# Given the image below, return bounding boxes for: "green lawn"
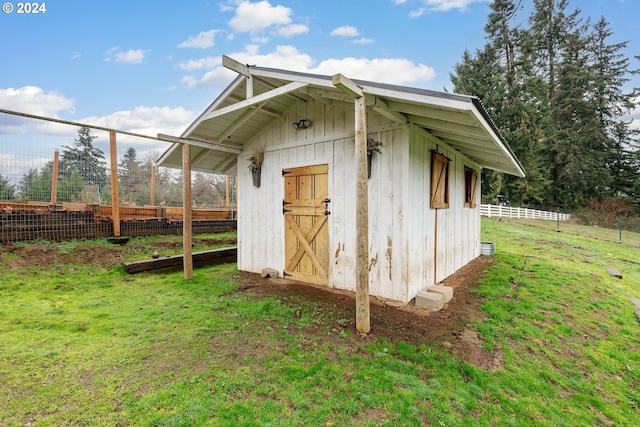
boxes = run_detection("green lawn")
[0,221,639,426]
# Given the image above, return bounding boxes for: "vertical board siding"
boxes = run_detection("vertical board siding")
[238,98,482,303]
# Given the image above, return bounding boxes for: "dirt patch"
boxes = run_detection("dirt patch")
[237,256,502,370]
[0,236,237,269]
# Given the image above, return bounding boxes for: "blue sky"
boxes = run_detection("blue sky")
[1,0,639,164]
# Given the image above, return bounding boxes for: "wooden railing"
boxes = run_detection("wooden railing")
[480,204,570,221]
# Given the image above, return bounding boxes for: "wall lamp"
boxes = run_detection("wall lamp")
[293,119,312,130]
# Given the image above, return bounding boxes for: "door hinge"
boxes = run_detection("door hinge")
[324,210,331,215]
[283,270,292,277]
[282,169,292,176]
[282,199,291,214]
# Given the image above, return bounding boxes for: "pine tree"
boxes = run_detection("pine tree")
[60,127,108,193]
[0,173,15,200]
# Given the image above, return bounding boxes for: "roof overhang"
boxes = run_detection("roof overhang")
[157,56,525,178]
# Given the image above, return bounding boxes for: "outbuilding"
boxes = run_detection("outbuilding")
[158,56,525,307]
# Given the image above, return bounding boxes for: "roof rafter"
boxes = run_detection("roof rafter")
[364,94,408,124]
[157,134,242,154]
[201,81,308,122]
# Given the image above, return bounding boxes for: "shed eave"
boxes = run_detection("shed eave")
[156,58,526,179]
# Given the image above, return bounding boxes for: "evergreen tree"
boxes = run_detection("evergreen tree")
[17,169,39,200]
[451,0,639,209]
[0,173,15,200]
[118,147,145,205]
[60,127,108,195]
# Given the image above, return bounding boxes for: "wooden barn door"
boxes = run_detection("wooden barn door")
[283,164,330,285]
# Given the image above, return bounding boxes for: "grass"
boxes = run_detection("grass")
[0,221,639,426]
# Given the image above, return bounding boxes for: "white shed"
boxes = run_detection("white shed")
[158,56,525,305]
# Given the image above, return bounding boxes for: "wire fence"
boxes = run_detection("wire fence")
[0,109,236,243]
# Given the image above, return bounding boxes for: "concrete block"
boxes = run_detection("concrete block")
[261,268,279,279]
[428,285,453,303]
[415,291,444,311]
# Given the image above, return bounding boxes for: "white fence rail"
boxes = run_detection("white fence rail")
[480,204,570,221]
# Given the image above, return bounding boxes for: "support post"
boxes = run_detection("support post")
[225,175,230,207]
[333,73,370,334]
[355,95,370,334]
[182,143,193,279]
[150,165,156,206]
[109,131,120,237]
[51,150,59,204]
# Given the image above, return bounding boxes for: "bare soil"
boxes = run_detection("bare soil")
[1,242,500,369]
[236,255,502,370]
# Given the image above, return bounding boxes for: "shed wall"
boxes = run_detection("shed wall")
[237,98,481,303]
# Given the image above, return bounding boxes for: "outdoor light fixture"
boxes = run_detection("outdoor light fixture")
[293,119,312,130]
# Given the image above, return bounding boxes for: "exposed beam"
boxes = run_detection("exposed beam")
[306,88,355,105]
[222,55,251,76]
[408,115,489,139]
[364,94,408,124]
[215,154,239,175]
[216,101,266,142]
[386,101,479,127]
[201,81,308,121]
[332,73,364,98]
[253,75,309,104]
[157,134,242,155]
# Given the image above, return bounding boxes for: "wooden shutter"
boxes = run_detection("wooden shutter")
[430,152,450,209]
[464,166,478,208]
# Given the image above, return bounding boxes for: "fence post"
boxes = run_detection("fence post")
[150,165,156,206]
[109,131,120,237]
[619,215,623,244]
[51,150,59,204]
[183,143,193,280]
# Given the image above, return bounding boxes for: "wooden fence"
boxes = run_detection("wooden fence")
[0,200,236,243]
[480,204,570,221]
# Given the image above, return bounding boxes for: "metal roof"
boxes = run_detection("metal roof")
[157,58,525,178]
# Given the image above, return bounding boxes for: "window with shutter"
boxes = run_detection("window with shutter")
[430,151,450,209]
[464,166,478,208]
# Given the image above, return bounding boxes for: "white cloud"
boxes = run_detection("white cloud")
[70,53,82,60]
[627,97,640,131]
[80,106,196,140]
[422,0,488,12]
[178,56,221,71]
[353,37,374,45]
[181,67,237,89]
[311,57,436,85]
[330,25,360,37]
[232,45,314,71]
[180,45,314,88]
[409,7,426,17]
[0,86,75,117]
[278,24,309,37]
[104,48,148,64]
[180,45,436,89]
[228,0,292,33]
[178,30,220,49]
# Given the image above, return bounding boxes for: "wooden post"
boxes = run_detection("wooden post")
[333,73,371,334]
[182,143,193,279]
[150,165,156,206]
[109,131,120,237]
[50,150,59,204]
[354,95,370,334]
